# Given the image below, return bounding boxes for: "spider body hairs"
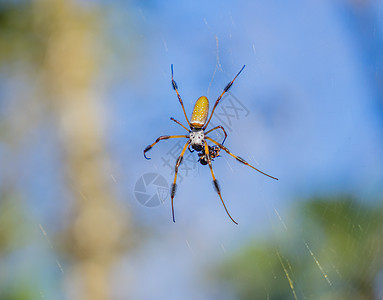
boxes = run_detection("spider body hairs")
[143,65,278,224]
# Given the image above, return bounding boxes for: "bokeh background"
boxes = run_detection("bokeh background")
[1,0,383,299]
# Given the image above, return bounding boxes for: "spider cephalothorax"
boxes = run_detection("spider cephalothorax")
[189,128,204,151]
[144,65,278,224]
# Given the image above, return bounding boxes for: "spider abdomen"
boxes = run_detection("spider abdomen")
[190,96,209,128]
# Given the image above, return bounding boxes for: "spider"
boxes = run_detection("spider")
[144,65,278,224]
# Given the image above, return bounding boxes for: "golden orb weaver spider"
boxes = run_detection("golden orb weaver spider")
[144,65,278,224]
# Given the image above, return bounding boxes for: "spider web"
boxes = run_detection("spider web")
[132,3,383,300]
[128,4,383,299]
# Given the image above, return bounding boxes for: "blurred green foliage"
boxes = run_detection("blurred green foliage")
[218,196,383,300]
[0,1,127,298]
[0,193,30,254]
[0,1,46,66]
[0,2,44,298]
[0,193,40,300]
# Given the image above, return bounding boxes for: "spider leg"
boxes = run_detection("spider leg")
[170,117,190,132]
[143,135,189,159]
[205,136,278,180]
[170,140,191,223]
[187,144,194,153]
[203,65,245,130]
[171,65,192,127]
[205,125,228,145]
[204,141,238,224]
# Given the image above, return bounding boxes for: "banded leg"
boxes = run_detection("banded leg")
[171,65,191,127]
[203,65,245,130]
[204,142,238,224]
[170,117,190,132]
[205,125,228,144]
[143,135,188,159]
[170,140,190,223]
[205,136,278,180]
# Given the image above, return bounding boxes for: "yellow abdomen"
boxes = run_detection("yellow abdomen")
[190,96,209,128]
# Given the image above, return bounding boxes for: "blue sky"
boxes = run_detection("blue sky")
[100,1,383,297]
